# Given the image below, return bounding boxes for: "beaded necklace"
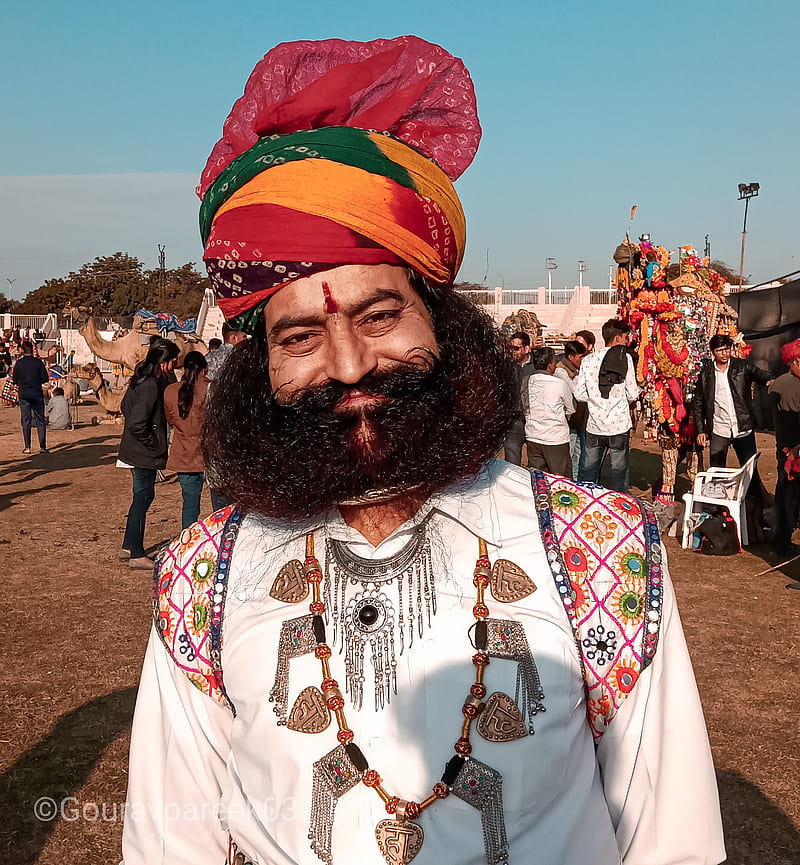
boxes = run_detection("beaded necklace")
[298,532,542,865]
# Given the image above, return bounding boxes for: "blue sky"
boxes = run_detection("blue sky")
[1,0,797,300]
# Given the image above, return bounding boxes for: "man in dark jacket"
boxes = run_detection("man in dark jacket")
[693,334,772,468]
[503,331,534,466]
[768,339,800,558]
[12,340,49,454]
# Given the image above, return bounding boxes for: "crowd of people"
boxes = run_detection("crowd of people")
[505,318,800,560]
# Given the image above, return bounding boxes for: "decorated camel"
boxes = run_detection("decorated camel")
[78,316,206,371]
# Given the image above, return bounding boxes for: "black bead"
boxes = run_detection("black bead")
[345,742,369,772]
[441,755,465,786]
[358,604,379,626]
[474,620,488,650]
[312,615,326,644]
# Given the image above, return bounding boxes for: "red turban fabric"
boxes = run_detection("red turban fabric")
[198,36,480,331]
[781,340,800,365]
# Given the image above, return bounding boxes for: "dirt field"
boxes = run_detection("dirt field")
[1,395,798,865]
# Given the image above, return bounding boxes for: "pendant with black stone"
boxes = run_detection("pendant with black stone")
[342,590,398,711]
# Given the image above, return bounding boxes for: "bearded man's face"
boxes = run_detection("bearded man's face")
[203,265,516,520]
[263,264,439,459]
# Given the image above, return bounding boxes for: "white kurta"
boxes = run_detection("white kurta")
[122,460,725,865]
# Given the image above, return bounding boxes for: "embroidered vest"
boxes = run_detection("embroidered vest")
[153,473,664,738]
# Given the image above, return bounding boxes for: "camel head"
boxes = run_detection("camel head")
[76,362,102,383]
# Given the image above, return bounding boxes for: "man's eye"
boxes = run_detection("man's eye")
[363,310,398,326]
[281,332,317,348]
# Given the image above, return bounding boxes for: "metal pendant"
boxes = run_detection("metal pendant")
[490,559,536,602]
[309,744,364,865]
[477,692,527,742]
[375,819,424,865]
[483,618,546,734]
[450,757,508,865]
[287,686,330,733]
[269,615,317,724]
[270,559,308,603]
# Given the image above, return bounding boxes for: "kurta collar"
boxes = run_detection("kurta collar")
[246,459,518,555]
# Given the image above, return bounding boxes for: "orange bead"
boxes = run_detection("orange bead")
[433,783,450,799]
[363,770,382,788]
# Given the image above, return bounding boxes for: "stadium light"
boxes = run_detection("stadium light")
[737,182,760,291]
[546,257,557,293]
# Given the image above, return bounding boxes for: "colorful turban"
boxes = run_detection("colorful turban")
[198,36,481,331]
[781,339,800,365]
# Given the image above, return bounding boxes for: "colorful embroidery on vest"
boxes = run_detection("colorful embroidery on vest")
[154,505,241,713]
[532,471,663,741]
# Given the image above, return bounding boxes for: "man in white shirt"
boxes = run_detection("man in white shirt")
[524,346,574,477]
[122,38,724,865]
[573,318,641,492]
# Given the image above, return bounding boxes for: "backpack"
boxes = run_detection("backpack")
[695,507,740,555]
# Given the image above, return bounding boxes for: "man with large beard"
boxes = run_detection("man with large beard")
[123,37,724,865]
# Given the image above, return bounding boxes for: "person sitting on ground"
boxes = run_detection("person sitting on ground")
[164,351,209,530]
[524,345,575,477]
[45,386,73,430]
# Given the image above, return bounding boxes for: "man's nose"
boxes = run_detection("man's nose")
[324,322,378,384]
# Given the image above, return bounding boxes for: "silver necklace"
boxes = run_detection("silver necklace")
[324,520,436,711]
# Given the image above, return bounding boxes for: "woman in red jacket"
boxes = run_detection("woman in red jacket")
[164,351,209,530]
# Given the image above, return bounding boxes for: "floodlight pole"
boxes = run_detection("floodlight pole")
[737,183,759,291]
[546,258,557,294]
[738,197,750,291]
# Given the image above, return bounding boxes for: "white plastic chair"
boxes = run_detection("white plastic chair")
[681,452,760,549]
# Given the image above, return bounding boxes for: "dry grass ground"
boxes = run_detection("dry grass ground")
[0,397,797,864]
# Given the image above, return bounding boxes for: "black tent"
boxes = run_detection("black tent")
[727,278,800,429]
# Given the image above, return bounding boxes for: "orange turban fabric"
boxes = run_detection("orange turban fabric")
[198,36,480,331]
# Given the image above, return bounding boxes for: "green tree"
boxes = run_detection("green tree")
[17,253,211,320]
[142,263,211,320]
[0,293,20,314]
[19,253,147,314]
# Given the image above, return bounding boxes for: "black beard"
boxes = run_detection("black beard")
[203,288,517,521]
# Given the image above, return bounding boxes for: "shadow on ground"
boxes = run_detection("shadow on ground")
[0,687,137,865]
[719,769,800,864]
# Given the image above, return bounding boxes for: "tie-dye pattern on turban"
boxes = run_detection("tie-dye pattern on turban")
[198,36,481,332]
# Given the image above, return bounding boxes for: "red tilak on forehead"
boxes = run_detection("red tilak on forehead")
[322,281,339,314]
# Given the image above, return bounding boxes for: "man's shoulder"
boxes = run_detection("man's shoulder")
[153,506,238,709]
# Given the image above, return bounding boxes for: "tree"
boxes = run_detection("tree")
[0,293,20,314]
[17,254,211,319]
